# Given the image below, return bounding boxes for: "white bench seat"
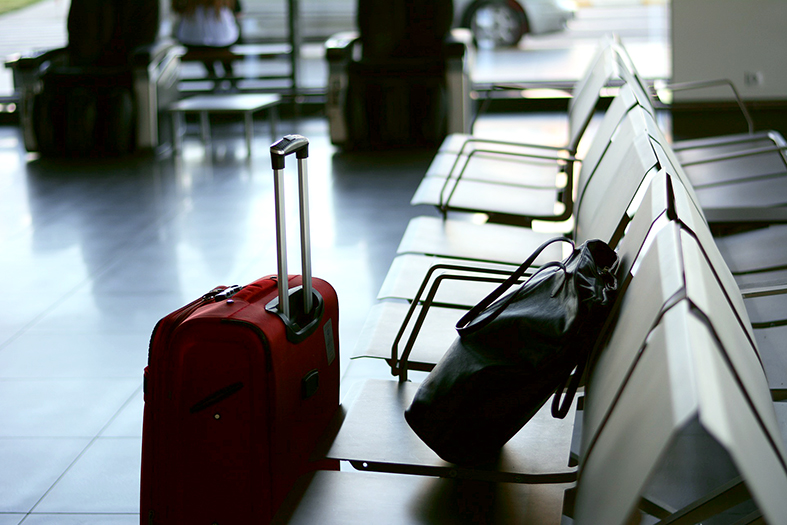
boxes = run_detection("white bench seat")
[169,93,281,157]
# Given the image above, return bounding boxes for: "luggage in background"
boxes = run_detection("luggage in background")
[330,0,456,149]
[33,71,135,157]
[140,134,340,524]
[23,0,159,157]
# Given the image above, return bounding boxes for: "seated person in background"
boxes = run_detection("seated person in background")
[172,0,242,88]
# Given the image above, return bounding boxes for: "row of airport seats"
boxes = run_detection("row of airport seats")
[272,36,787,524]
[410,34,787,228]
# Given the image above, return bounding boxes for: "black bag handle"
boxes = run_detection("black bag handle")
[456,237,573,335]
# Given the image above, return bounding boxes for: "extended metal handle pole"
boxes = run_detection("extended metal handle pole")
[273,166,290,320]
[297,156,313,314]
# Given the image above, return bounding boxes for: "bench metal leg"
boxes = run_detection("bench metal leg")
[269,105,278,140]
[244,111,254,158]
[200,111,210,146]
[171,111,183,155]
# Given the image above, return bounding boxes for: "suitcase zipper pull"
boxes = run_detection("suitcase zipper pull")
[214,285,243,302]
[202,287,226,302]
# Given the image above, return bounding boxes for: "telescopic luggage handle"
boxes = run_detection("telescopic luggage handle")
[268,134,323,343]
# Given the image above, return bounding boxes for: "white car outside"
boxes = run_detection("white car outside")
[240,0,575,48]
[456,0,576,48]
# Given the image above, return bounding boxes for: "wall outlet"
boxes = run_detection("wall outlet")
[744,71,765,87]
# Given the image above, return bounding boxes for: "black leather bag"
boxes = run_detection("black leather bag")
[404,238,619,466]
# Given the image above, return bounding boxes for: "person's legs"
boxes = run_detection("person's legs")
[186,45,236,90]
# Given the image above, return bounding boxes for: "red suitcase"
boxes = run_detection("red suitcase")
[140,135,340,524]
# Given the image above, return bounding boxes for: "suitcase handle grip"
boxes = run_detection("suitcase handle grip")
[270,134,309,169]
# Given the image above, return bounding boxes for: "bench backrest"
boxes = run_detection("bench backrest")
[567,35,659,156]
[640,109,762,344]
[566,35,622,152]
[578,294,787,524]
[612,43,656,115]
[573,101,658,247]
[575,165,787,524]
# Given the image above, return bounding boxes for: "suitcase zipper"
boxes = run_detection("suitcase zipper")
[146,286,241,390]
[148,288,223,353]
[150,285,241,345]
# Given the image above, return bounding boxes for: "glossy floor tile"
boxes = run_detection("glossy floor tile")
[101,389,144,439]
[0,379,141,438]
[34,438,142,514]
[17,516,138,525]
[0,438,90,513]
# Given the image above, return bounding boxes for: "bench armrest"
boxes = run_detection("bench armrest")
[5,47,67,72]
[326,29,468,62]
[130,38,184,68]
[444,28,471,59]
[654,78,754,135]
[740,283,787,299]
[325,31,360,62]
[394,264,528,381]
[703,206,787,226]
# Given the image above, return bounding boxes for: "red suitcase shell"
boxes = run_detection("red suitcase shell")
[140,135,339,524]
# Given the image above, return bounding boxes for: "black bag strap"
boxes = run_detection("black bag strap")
[456,237,573,335]
[551,353,587,418]
[552,258,622,419]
